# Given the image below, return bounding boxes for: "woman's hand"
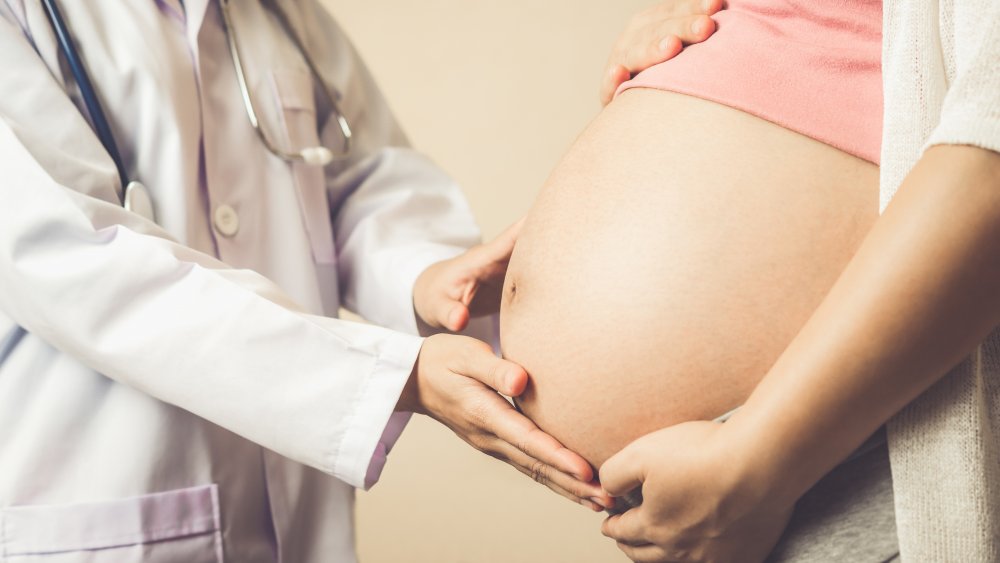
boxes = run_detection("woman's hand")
[601,0,724,105]
[413,219,524,333]
[599,421,794,562]
[397,333,613,511]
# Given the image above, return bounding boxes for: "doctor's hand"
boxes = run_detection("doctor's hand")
[413,219,524,333]
[397,333,612,511]
[599,421,794,563]
[601,0,723,105]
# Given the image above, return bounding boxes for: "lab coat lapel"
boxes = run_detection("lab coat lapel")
[21,0,64,84]
[183,0,211,53]
[0,0,27,30]
[154,0,186,23]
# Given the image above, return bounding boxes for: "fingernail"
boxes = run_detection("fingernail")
[448,308,463,329]
[503,372,516,394]
[692,18,704,34]
[658,37,673,53]
[589,496,609,509]
[580,498,601,512]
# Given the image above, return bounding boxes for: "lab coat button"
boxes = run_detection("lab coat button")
[213,204,240,237]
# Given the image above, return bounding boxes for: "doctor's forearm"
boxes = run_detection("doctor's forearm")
[724,144,1000,504]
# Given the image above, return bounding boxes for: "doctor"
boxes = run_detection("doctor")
[0,0,624,561]
[0,0,722,559]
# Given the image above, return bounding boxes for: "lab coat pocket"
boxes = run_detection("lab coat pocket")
[0,484,223,563]
[270,67,336,267]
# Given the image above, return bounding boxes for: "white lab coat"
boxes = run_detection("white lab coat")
[0,1,489,561]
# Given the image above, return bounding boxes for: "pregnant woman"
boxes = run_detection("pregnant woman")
[503,0,879,480]
[500,0,889,559]
[504,0,1000,560]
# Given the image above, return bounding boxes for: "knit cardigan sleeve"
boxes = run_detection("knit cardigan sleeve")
[926,2,1000,154]
[882,3,1000,562]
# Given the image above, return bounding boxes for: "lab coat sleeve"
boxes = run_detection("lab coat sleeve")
[0,17,416,490]
[297,3,498,343]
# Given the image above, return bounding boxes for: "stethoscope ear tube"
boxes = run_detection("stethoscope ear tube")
[41,0,131,205]
[39,0,346,223]
[222,0,352,164]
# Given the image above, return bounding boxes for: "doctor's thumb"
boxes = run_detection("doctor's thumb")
[459,347,528,397]
[445,303,471,332]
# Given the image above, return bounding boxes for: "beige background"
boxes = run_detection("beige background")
[324,1,655,562]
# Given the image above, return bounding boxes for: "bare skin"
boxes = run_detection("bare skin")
[599,143,1000,563]
[500,87,878,468]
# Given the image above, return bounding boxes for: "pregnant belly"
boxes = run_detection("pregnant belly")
[500,88,878,468]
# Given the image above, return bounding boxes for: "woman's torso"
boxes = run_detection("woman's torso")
[501,88,879,467]
[501,0,884,468]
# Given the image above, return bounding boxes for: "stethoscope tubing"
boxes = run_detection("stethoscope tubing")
[39,0,352,219]
[40,0,129,204]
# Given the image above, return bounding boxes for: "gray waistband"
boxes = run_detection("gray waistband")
[714,407,739,423]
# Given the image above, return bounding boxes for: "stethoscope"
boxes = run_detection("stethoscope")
[39,0,353,223]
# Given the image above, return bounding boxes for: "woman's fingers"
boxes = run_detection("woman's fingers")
[601,0,724,105]
[615,541,670,563]
[623,34,683,79]
[661,0,724,18]
[672,14,717,44]
[601,511,649,544]
[600,64,634,105]
[605,511,673,562]
[621,14,715,74]
[599,444,646,497]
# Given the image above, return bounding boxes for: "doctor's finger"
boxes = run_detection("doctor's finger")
[505,456,602,510]
[480,217,525,262]
[491,438,609,506]
[454,345,528,396]
[483,402,595,482]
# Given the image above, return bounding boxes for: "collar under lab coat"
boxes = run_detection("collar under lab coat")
[0,1,490,561]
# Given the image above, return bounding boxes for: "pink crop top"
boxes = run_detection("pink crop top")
[620,0,882,164]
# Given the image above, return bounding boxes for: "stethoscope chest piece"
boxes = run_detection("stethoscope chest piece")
[124,181,156,222]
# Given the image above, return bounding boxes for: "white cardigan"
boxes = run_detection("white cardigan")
[881,0,1000,560]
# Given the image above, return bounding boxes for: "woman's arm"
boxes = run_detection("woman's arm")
[599,144,1000,562]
